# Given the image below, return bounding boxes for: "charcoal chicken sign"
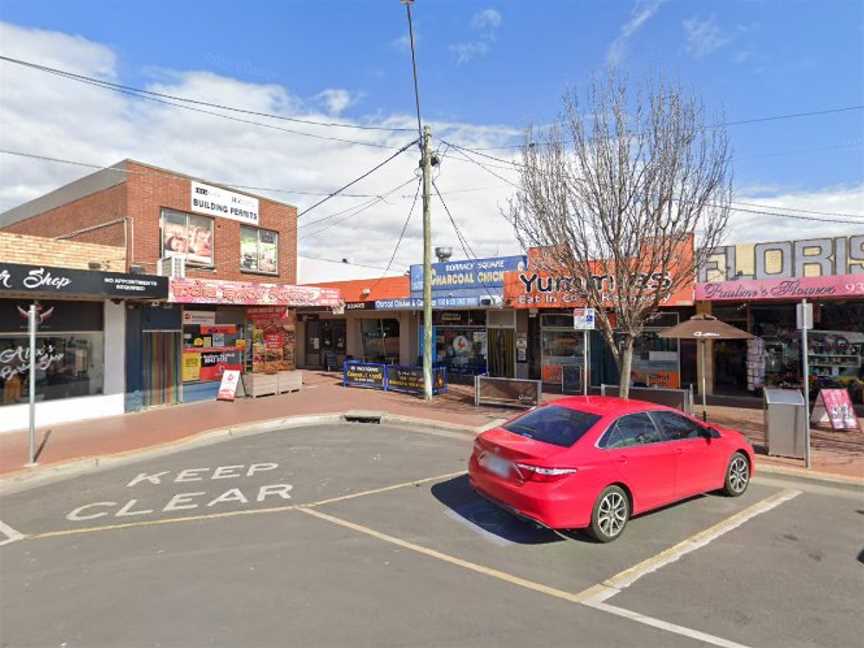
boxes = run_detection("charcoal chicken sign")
[0,262,168,300]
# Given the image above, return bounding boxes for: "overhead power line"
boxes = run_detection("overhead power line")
[0,58,410,150]
[299,177,419,240]
[296,139,418,217]
[367,178,423,295]
[0,54,413,133]
[447,105,864,151]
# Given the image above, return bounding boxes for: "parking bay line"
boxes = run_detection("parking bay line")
[300,490,801,648]
[10,471,467,543]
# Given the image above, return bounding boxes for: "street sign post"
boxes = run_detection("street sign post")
[573,308,595,396]
[797,299,812,468]
[27,303,37,465]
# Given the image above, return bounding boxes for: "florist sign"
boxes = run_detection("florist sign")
[169,278,342,308]
[696,274,864,301]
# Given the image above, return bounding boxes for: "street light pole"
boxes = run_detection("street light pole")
[421,124,433,400]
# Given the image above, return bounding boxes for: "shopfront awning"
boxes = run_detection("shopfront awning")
[168,277,343,308]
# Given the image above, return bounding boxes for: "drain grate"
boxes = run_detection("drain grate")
[343,410,383,424]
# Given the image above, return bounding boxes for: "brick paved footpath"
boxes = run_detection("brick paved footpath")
[1,370,861,481]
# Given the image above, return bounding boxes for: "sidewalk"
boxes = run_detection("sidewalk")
[1,370,862,481]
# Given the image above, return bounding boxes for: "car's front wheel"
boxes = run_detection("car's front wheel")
[722,452,750,497]
[587,485,630,543]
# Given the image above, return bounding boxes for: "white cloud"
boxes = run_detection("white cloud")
[450,8,502,65]
[314,89,358,116]
[606,0,668,67]
[683,15,733,59]
[727,184,864,243]
[449,41,491,65]
[472,8,502,31]
[0,21,523,284]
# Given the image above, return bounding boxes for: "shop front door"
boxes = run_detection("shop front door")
[488,328,515,378]
[304,320,322,369]
[142,332,181,408]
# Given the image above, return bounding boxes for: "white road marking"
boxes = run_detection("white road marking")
[0,519,25,546]
[585,601,754,648]
[583,488,802,604]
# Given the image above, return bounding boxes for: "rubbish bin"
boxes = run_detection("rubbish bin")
[763,388,807,459]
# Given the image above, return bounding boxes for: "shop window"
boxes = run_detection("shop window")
[240,226,279,275]
[1,333,105,406]
[161,209,214,266]
[541,313,573,328]
[361,319,400,363]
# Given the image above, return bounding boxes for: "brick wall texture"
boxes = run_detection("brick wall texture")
[1,160,298,284]
[0,232,126,271]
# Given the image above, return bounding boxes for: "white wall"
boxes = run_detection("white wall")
[0,300,126,434]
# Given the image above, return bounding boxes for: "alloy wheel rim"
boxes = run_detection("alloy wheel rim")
[597,492,627,537]
[729,456,749,493]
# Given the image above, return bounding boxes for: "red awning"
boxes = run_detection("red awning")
[168,277,342,308]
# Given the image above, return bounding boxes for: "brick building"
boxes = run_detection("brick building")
[0,159,297,283]
[1,162,340,424]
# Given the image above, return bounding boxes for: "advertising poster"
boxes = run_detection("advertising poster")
[811,389,860,430]
[259,230,278,274]
[199,350,242,382]
[162,211,214,266]
[182,352,201,381]
[387,366,424,394]
[217,370,242,401]
[343,362,386,388]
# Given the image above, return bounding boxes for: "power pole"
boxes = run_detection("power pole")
[421,124,434,400]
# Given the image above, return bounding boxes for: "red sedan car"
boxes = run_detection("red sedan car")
[469,396,754,542]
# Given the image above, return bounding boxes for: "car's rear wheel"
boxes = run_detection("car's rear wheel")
[587,485,630,543]
[722,452,750,497]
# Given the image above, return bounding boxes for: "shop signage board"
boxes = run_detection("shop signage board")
[182,310,216,326]
[344,301,376,311]
[573,308,596,330]
[0,300,103,332]
[0,262,168,300]
[169,278,342,308]
[343,362,387,389]
[342,361,447,395]
[504,270,694,308]
[409,255,526,294]
[696,274,864,302]
[375,296,493,310]
[190,181,259,226]
[699,235,864,282]
[811,389,860,431]
[217,370,242,401]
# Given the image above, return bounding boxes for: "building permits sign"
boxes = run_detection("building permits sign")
[191,181,259,226]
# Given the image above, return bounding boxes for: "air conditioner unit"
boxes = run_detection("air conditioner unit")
[157,255,186,278]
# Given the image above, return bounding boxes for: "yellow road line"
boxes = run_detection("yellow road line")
[302,470,466,508]
[15,470,466,542]
[297,506,597,604]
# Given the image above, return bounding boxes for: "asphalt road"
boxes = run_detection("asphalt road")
[0,422,861,648]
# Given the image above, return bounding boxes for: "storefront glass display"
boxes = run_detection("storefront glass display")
[540,313,584,385]
[0,300,105,406]
[182,309,244,386]
[436,327,487,376]
[161,208,214,266]
[361,319,400,363]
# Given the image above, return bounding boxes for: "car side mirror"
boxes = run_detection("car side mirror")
[700,426,720,439]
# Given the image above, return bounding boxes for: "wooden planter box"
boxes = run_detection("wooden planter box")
[277,370,302,394]
[246,373,278,398]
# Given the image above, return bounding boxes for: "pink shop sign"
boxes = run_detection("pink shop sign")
[696,274,864,301]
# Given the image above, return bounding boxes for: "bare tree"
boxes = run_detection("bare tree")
[507,73,732,398]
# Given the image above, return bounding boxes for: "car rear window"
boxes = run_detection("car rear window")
[503,405,602,448]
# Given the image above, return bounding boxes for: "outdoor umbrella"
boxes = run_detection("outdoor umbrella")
[658,314,753,420]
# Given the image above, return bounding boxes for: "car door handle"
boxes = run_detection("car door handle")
[674,447,684,454]
[617,456,628,464]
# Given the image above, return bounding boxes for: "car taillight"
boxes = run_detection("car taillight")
[514,463,578,483]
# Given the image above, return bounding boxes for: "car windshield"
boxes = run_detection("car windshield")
[503,405,601,447]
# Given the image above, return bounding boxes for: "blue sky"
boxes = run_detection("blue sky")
[1,1,862,279]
